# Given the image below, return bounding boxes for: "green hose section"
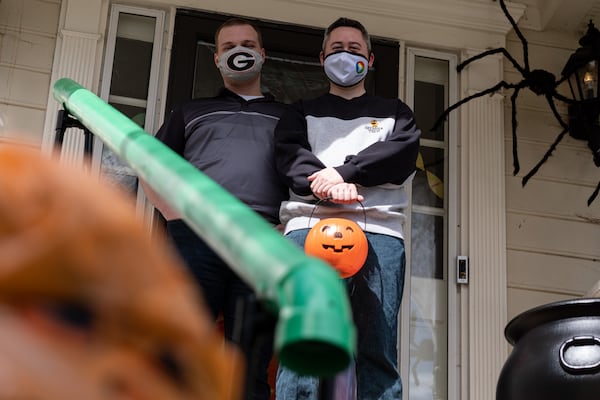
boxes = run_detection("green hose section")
[52,78,355,377]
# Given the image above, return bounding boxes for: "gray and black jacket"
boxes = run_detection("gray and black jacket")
[156,88,289,225]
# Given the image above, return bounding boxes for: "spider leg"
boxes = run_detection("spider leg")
[521,95,570,186]
[546,94,570,130]
[431,81,520,131]
[499,0,530,72]
[555,74,569,87]
[551,75,579,106]
[588,181,600,206]
[510,89,521,175]
[458,48,526,76]
[521,126,569,186]
[551,90,576,105]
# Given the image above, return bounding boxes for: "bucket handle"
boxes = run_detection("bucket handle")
[307,197,367,229]
[559,336,600,374]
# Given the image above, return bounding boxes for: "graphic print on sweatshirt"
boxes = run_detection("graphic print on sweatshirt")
[305,116,395,166]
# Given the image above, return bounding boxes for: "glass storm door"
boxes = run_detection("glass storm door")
[402,48,459,400]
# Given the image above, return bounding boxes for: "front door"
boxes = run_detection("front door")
[164,10,399,109]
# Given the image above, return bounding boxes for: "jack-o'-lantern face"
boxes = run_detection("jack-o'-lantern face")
[304,218,368,278]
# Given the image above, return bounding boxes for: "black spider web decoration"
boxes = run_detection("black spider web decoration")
[431,0,600,206]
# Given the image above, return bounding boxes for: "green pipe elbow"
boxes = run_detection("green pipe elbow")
[275,260,355,377]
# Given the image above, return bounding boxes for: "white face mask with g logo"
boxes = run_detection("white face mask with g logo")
[323,51,369,87]
[217,46,264,82]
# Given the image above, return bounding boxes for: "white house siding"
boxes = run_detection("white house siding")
[0,0,60,146]
[503,27,600,321]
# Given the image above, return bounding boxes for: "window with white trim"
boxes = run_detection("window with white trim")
[94,5,164,205]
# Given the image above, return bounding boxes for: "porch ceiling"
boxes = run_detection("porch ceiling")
[513,0,600,34]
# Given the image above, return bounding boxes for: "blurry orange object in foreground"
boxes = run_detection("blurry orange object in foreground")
[304,218,368,279]
[0,145,243,400]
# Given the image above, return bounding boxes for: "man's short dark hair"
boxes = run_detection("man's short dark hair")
[323,17,371,53]
[214,18,263,48]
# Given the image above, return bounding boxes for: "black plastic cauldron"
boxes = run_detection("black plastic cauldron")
[497,298,600,400]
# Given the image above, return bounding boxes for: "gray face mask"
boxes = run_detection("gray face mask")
[217,46,263,82]
[323,51,369,87]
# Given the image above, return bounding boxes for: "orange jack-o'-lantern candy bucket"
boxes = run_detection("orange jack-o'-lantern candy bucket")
[304,215,368,279]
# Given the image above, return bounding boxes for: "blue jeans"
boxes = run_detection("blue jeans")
[276,229,405,400]
[166,219,273,400]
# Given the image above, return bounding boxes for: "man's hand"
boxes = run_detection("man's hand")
[326,182,364,204]
[140,180,181,220]
[308,167,344,199]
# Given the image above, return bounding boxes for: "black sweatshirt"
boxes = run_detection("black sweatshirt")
[275,92,420,238]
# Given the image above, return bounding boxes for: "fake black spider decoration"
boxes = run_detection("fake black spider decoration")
[432,0,600,206]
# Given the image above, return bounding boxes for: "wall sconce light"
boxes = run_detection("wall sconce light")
[562,22,600,168]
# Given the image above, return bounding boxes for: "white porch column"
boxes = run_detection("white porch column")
[41,0,108,166]
[460,52,508,400]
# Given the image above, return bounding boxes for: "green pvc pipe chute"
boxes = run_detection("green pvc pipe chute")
[52,77,355,377]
